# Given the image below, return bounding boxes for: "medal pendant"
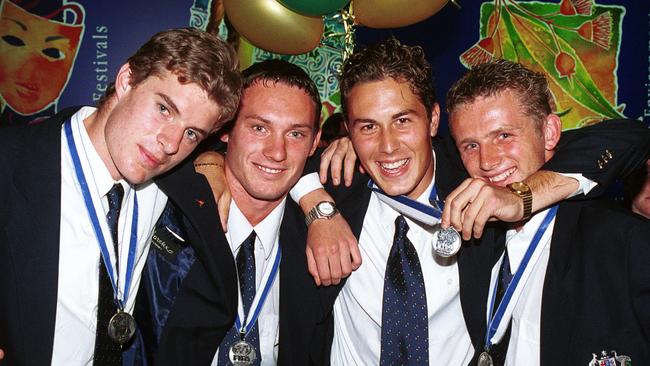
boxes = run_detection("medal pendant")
[432,225,461,257]
[477,351,494,366]
[229,340,257,366]
[107,310,136,344]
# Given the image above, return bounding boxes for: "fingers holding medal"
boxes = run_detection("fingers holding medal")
[442,178,514,241]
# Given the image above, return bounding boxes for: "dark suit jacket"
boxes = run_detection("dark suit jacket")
[0,108,236,366]
[461,200,650,365]
[0,107,73,366]
[137,178,332,365]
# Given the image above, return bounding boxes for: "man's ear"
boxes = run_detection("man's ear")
[309,128,323,156]
[220,133,230,144]
[114,63,133,99]
[429,103,441,137]
[343,116,350,135]
[542,113,562,151]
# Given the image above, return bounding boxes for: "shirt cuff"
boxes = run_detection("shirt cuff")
[289,172,323,203]
[561,173,597,198]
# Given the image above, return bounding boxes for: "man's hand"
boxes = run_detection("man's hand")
[441,178,524,240]
[319,137,364,187]
[299,188,361,286]
[194,151,231,232]
[442,171,580,240]
[0,348,4,360]
[306,214,361,286]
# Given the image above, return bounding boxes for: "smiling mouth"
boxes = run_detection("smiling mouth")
[378,158,409,173]
[487,167,516,184]
[255,163,283,174]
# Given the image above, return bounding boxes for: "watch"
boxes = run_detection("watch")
[507,181,533,221]
[304,201,339,226]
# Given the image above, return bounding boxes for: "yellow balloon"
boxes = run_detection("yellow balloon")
[354,0,448,28]
[224,0,324,55]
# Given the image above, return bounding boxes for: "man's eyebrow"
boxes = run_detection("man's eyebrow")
[191,126,209,138]
[350,117,376,126]
[4,17,27,31]
[243,113,272,125]
[391,109,417,120]
[156,93,180,115]
[45,35,66,42]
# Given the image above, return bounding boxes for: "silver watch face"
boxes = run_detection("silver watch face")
[318,202,335,215]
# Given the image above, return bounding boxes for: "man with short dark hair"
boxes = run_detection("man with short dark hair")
[0,28,242,365]
[447,59,650,365]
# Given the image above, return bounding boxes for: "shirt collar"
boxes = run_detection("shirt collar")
[70,106,131,200]
[227,198,286,260]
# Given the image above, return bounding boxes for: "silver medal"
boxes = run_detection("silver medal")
[107,310,136,344]
[432,224,461,257]
[229,340,257,366]
[477,351,494,366]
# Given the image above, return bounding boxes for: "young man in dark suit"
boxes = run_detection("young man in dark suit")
[447,59,650,365]
[0,28,242,365]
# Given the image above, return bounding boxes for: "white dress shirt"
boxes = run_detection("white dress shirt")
[212,198,285,366]
[52,107,168,365]
[486,208,557,366]
[330,178,474,366]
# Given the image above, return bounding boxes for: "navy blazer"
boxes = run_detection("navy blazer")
[462,200,650,365]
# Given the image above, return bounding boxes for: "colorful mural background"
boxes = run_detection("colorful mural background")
[0,0,647,134]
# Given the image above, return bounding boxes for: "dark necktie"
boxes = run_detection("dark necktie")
[380,216,429,365]
[218,231,261,365]
[94,183,124,365]
[490,248,513,366]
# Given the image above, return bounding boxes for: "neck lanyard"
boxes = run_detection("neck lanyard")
[484,205,558,349]
[367,179,443,225]
[234,239,282,338]
[64,121,139,309]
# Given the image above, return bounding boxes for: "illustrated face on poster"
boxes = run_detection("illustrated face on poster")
[0,1,84,115]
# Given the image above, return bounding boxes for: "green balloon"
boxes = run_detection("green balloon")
[278,0,349,16]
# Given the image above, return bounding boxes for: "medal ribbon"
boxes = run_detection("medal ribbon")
[234,241,282,337]
[64,121,139,310]
[367,179,443,226]
[483,205,558,349]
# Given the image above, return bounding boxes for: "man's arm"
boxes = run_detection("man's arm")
[297,187,360,286]
[320,120,650,240]
[544,119,650,197]
[441,171,579,239]
[193,151,229,231]
[443,119,650,238]
[195,149,361,286]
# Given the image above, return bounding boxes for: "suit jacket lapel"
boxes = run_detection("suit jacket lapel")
[540,203,576,365]
[458,224,507,353]
[155,158,238,311]
[277,200,326,365]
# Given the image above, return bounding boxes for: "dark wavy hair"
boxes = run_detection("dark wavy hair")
[446,59,554,130]
[339,37,437,120]
[99,28,242,129]
[240,59,321,129]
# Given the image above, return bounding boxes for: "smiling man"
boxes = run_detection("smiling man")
[134,60,336,366]
[0,28,241,365]
[447,59,650,365]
